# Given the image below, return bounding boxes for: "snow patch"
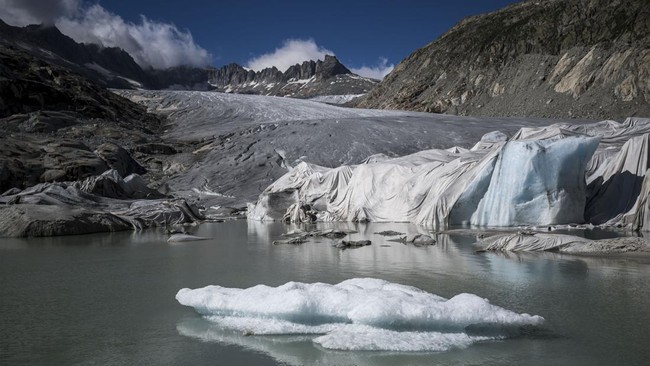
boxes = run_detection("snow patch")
[309,94,365,105]
[286,76,315,85]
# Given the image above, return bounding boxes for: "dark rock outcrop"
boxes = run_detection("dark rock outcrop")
[0,44,162,128]
[0,43,206,237]
[0,20,146,88]
[0,136,110,193]
[76,170,164,200]
[356,0,649,120]
[0,44,174,194]
[95,143,146,177]
[144,65,212,90]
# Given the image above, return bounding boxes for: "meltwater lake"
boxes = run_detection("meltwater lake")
[2,220,650,365]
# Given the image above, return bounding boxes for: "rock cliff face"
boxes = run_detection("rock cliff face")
[0,20,148,88]
[208,55,377,98]
[0,44,164,192]
[356,0,649,120]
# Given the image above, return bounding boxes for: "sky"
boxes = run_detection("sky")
[0,0,522,78]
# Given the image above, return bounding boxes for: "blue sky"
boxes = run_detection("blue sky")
[105,1,520,66]
[0,0,521,76]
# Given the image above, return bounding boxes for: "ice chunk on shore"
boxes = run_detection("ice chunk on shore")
[176,278,544,352]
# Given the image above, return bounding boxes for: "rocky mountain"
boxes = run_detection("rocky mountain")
[0,19,212,90]
[208,55,377,99]
[0,19,149,88]
[0,44,164,190]
[0,44,208,236]
[0,20,373,97]
[356,0,649,120]
[145,65,212,91]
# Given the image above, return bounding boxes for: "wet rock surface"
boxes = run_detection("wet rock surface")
[334,240,372,249]
[375,230,405,236]
[389,234,437,246]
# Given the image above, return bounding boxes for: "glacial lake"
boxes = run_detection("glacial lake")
[1,220,649,365]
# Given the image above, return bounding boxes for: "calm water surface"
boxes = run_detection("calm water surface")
[1,220,649,365]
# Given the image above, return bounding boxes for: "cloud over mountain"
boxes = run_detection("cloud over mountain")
[0,0,211,69]
[350,57,394,80]
[246,39,334,72]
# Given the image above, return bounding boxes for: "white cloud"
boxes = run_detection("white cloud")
[56,5,211,69]
[0,0,79,26]
[350,57,394,80]
[0,0,211,69]
[246,39,334,72]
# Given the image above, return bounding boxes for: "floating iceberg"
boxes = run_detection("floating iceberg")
[176,278,544,352]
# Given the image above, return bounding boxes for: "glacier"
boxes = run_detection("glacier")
[248,117,650,230]
[176,278,544,352]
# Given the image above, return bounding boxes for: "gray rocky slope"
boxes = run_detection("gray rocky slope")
[208,55,377,98]
[0,45,205,236]
[356,0,649,120]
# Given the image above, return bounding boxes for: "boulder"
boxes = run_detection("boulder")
[95,143,146,177]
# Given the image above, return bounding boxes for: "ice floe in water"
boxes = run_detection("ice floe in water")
[176,278,543,352]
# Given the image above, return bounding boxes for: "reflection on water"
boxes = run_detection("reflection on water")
[2,220,650,365]
[176,317,504,366]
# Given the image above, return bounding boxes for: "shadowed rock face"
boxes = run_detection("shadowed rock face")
[0,20,212,90]
[0,19,147,89]
[0,45,162,126]
[356,0,649,120]
[0,45,207,237]
[0,44,169,193]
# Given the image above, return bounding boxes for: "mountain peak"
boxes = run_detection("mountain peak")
[208,56,375,98]
[319,54,351,78]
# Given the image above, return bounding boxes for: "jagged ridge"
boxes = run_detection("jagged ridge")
[208,55,377,98]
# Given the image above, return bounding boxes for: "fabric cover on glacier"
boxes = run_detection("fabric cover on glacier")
[248,117,650,229]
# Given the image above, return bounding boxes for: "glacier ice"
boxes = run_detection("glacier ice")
[248,117,650,231]
[470,136,599,226]
[176,278,544,352]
